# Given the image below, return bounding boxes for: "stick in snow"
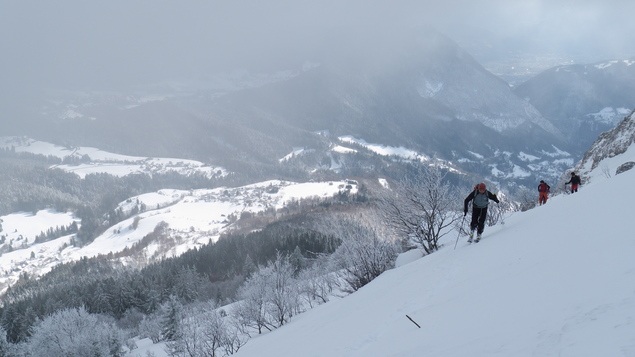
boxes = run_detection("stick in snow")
[406,315,421,328]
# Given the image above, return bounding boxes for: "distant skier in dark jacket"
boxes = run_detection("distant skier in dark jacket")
[463,183,499,242]
[538,180,550,205]
[565,172,581,193]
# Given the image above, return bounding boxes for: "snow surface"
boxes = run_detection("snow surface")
[126,144,635,356]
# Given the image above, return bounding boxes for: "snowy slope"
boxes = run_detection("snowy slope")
[224,154,635,356]
[0,179,358,294]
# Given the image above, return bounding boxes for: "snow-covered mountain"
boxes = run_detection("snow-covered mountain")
[199,28,570,187]
[573,109,635,179]
[4,27,574,189]
[514,58,635,154]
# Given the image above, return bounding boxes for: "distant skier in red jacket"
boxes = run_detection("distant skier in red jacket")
[565,172,581,193]
[538,180,550,205]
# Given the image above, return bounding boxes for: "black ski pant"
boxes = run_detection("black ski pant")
[470,206,488,235]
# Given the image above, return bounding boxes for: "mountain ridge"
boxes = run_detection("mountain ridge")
[5,28,574,189]
[514,58,635,154]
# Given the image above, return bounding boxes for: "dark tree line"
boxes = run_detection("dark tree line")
[0,222,341,343]
[33,221,79,244]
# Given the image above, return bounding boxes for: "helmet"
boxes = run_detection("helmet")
[571,172,576,176]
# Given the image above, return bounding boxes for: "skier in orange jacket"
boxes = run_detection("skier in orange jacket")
[538,180,550,205]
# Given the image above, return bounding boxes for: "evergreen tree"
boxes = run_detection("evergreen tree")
[0,325,8,357]
[242,254,257,278]
[289,246,306,276]
[161,296,183,342]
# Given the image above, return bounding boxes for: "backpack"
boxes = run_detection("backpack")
[472,189,490,208]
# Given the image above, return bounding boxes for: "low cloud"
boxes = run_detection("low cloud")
[1,0,634,92]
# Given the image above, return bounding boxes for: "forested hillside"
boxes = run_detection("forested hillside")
[0,215,343,344]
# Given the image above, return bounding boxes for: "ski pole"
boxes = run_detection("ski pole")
[454,214,466,250]
[406,315,421,328]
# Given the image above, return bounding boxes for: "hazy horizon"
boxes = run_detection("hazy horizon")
[2,0,634,93]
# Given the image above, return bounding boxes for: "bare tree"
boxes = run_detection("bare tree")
[138,313,163,344]
[232,269,273,335]
[166,301,247,357]
[297,255,340,306]
[378,165,461,254]
[328,218,400,292]
[28,307,124,357]
[264,252,301,327]
[514,186,537,211]
[232,252,301,334]
[485,191,513,226]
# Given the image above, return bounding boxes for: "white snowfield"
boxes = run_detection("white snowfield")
[72,180,356,261]
[227,159,635,356]
[0,136,227,178]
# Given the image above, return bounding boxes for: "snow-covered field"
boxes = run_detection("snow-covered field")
[0,136,227,178]
[0,179,357,294]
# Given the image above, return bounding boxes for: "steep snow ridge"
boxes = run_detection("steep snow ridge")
[0,136,227,179]
[574,110,635,177]
[0,179,358,295]
[224,137,635,357]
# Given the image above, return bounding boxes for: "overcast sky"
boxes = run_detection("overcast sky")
[1,0,634,92]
